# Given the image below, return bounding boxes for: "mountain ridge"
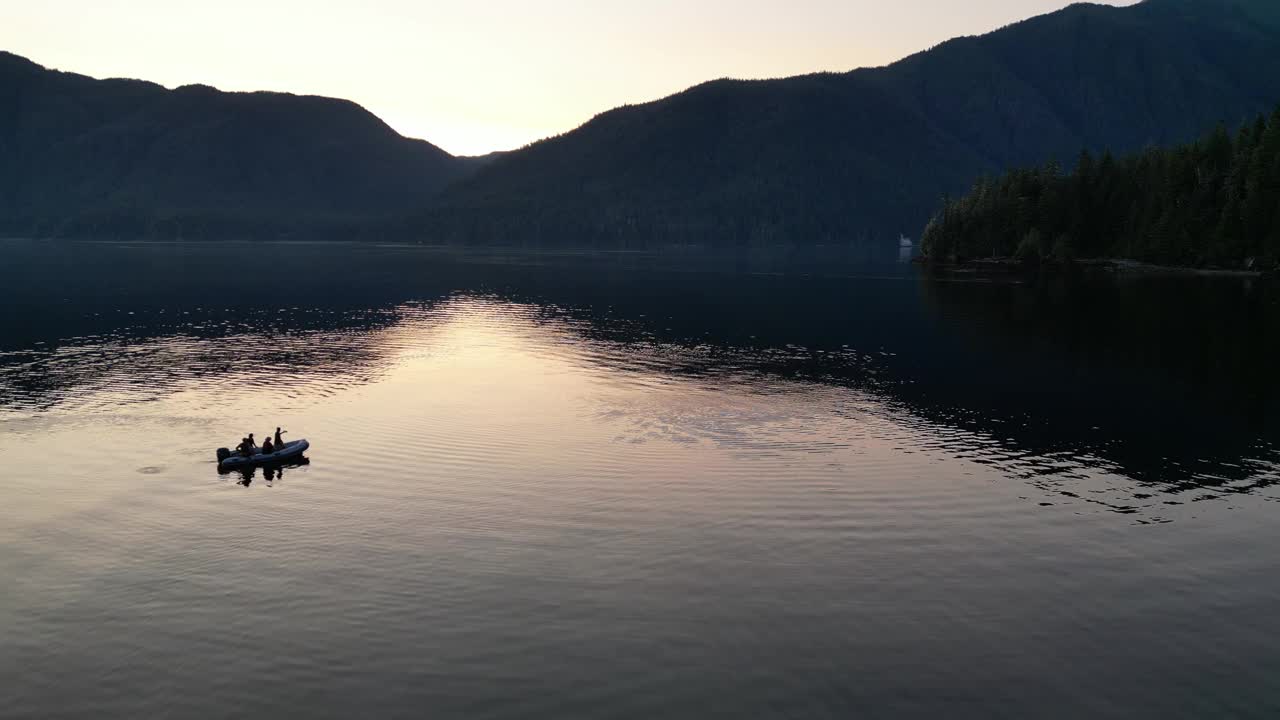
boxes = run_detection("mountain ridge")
[3,0,1279,243]
[0,51,475,238]
[418,0,1280,246]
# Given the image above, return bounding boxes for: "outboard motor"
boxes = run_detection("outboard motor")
[216,448,232,463]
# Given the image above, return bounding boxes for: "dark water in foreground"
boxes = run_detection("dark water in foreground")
[3,240,1280,718]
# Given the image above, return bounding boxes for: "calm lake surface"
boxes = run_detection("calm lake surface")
[3,239,1280,718]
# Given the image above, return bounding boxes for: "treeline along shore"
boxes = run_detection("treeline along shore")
[920,107,1280,272]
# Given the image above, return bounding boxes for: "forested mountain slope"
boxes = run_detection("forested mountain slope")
[0,52,476,237]
[4,0,1278,245]
[921,106,1280,268]
[421,0,1280,246]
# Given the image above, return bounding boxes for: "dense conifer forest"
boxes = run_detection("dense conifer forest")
[921,108,1280,269]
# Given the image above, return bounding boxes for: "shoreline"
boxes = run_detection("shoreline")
[916,256,1266,279]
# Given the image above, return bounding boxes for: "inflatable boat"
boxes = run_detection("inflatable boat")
[217,439,310,469]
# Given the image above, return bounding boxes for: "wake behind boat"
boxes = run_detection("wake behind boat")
[217,439,310,469]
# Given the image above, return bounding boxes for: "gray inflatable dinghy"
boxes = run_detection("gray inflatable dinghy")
[217,439,310,469]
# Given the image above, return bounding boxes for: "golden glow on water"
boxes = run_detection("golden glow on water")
[3,295,1274,532]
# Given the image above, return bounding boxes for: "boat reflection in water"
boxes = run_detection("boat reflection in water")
[222,456,312,487]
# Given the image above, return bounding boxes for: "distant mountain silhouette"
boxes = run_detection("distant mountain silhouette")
[0,51,480,238]
[419,0,1280,246]
[3,0,1279,244]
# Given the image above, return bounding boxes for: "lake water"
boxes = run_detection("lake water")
[3,240,1279,718]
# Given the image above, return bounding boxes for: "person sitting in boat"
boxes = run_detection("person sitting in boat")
[274,427,286,448]
[261,436,275,455]
[235,436,253,457]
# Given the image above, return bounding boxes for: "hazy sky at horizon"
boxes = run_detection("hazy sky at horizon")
[4,0,1137,155]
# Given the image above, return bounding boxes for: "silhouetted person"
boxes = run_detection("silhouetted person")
[262,436,274,455]
[236,436,254,457]
[274,427,286,448]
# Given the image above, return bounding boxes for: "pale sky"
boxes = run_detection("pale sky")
[2,0,1136,156]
